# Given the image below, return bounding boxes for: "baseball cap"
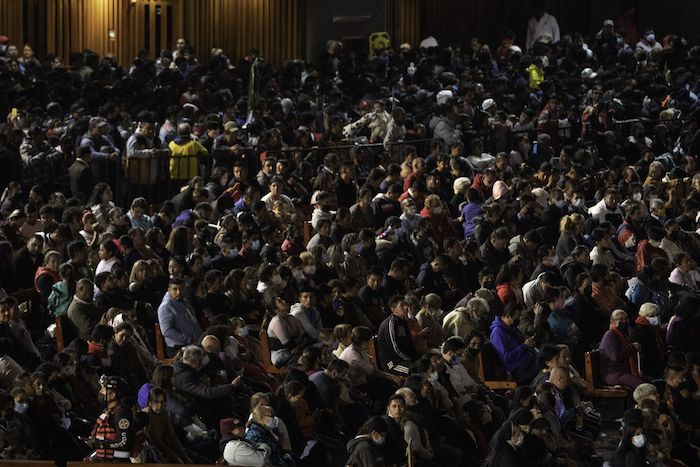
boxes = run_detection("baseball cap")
[436,89,454,105]
[482,98,496,111]
[89,116,108,129]
[580,68,598,80]
[224,121,239,133]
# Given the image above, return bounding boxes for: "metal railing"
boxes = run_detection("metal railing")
[30,116,689,206]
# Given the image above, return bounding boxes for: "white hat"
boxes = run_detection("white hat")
[531,187,550,209]
[581,68,598,80]
[419,36,439,49]
[436,90,454,105]
[453,177,471,195]
[481,98,496,111]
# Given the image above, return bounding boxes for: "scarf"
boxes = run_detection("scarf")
[634,315,665,357]
[610,326,638,376]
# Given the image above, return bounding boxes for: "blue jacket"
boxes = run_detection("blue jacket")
[157,293,203,348]
[489,316,535,374]
[245,422,292,467]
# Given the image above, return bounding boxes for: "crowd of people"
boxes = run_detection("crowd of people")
[1,2,700,466]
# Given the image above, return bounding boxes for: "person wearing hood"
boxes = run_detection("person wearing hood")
[486,419,525,467]
[430,101,462,147]
[157,277,203,357]
[490,305,538,383]
[346,416,390,467]
[625,265,670,319]
[560,245,590,290]
[167,122,208,194]
[599,309,644,388]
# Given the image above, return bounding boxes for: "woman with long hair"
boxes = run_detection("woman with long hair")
[165,226,193,258]
[88,183,115,227]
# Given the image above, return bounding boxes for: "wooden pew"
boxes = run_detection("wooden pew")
[259,329,283,375]
[584,350,628,398]
[0,461,55,467]
[154,323,174,365]
[478,342,517,391]
[54,315,77,353]
[68,463,215,467]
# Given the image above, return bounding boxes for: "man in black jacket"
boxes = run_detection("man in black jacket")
[12,235,44,290]
[377,295,417,375]
[68,145,96,203]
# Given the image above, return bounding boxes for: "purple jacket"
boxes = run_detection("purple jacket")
[598,329,634,377]
[489,317,535,373]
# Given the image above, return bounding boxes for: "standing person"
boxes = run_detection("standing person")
[168,122,208,195]
[125,111,169,200]
[89,375,133,463]
[68,145,96,203]
[525,1,560,50]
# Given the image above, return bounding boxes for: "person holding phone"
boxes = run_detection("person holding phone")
[490,304,539,384]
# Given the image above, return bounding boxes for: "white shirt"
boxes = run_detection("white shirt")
[526,12,560,49]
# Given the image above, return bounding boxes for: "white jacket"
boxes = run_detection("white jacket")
[223,439,271,466]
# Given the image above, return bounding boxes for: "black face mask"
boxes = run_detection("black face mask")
[466,348,480,357]
[616,322,628,334]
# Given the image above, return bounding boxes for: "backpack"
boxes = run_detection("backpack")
[47,281,72,317]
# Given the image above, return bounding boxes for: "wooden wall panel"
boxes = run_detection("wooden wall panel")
[0,0,25,49]
[174,0,305,65]
[43,0,304,67]
[387,0,421,48]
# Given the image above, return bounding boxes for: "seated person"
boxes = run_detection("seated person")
[490,304,538,383]
[598,309,644,388]
[377,296,418,375]
[265,296,308,367]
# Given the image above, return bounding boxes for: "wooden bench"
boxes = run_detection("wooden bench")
[0,461,55,467]
[55,315,77,353]
[303,220,313,246]
[154,323,174,365]
[584,350,628,398]
[68,463,216,467]
[259,329,283,374]
[478,342,517,391]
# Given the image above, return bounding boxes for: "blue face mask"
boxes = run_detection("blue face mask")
[228,248,239,259]
[373,435,386,446]
[452,356,462,365]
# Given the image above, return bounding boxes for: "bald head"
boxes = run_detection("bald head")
[76,279,94,301]
[200,335,221,354]
[547,366,570,391]
[177,122,191,137]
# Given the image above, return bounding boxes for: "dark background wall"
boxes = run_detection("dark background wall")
[2,0,700,66]
[305,0,387,60]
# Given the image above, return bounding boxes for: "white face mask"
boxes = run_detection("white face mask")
[238,325,250,337]
[624,236,637,249]
[632,433,646,448]
[250,240,261,251]
[646,34,655,43]
[427,372,438,383]
[406,207,417,216]
[574,199,585,208]
[14,402,28,414]
[556,200,566,209]
[303,265,316,276]
[632,193,643,202]
[228,248,239,259]
[647,316,659,326]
